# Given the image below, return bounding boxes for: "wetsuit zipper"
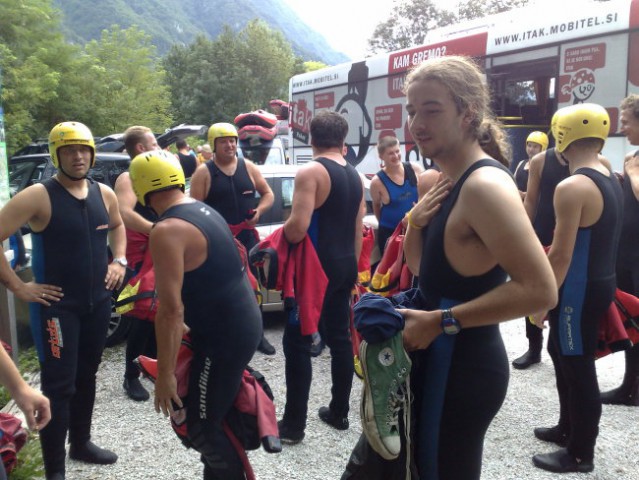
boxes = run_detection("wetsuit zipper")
[81,198,94,313]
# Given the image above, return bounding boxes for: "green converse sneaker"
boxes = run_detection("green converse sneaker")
[360,332,412,460]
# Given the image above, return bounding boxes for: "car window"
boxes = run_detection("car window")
[254,174,296,227]
[281,177,294,222]
[88,160,129,187]
[9,161,45,196]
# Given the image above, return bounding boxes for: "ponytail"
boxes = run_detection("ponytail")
[478,118,511,168]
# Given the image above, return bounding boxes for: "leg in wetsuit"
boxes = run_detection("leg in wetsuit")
[33,300,111,477]
[282,259,356,430]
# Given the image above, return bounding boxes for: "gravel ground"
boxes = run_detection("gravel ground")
[13,313,639,479]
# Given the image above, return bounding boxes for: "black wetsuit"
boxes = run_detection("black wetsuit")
[203,158,259,252]
[29,178,112,476]
[547,168,622,462]
[524,149,570,352]
[415,159,511,479]
[123,201,159,380]
[157,201,261,479]
[177,152,197,178]
[615,152,639,387]
[514,159,529,192]
[282,157,362,432]
[533,148,570,246]
[617,152,639,294]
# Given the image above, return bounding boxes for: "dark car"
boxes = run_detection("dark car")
[9,151,130,197]
[95,124,207,153]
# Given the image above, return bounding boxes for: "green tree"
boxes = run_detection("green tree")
[367,0,529,55]
[164,20,297,125]
[368,0,456,54]
[457,0,529,20]
[83,25,172,135]
[0,0,71,153]
[302,61,328,73]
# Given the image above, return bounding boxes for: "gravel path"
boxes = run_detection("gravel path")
[21,314,639,479]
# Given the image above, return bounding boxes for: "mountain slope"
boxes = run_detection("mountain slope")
[53,0,349,64]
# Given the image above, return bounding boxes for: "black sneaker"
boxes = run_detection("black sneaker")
[123,377,150,401]
[277,420,304,445]
[257,335,276,355]
[512,349,541,369]
[318,406,349,430]
[533,425,568,447]
[532,448,594,473]
[69,441,118,465]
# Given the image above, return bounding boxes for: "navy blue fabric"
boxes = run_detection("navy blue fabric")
[354,293,405,343]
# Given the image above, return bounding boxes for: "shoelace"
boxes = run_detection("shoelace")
[384,371,412,480]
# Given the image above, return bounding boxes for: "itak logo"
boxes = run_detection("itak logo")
[199,207,211,216]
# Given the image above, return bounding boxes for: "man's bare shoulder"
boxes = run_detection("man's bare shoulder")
[458,166,521,218]
[529,150,547,169]
[555,174,597,201]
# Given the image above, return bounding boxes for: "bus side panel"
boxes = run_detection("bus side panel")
[557,33,628,171]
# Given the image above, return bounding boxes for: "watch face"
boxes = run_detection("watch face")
[442,317,461,335]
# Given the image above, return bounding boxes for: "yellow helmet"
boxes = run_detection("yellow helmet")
[552,103,610,153]
[526,131,549,151]
[207,123,238,152]
[129,150,185,206]
[48,121,96,168]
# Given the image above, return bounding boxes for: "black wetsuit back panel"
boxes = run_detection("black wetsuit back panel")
[158,201,262,354]
[533,148,570,246]
[308,157,362,269]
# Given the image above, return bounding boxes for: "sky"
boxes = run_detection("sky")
[281,0,395,60]
[281,0,595,61]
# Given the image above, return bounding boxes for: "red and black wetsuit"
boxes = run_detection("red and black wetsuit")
[157,200,261,479]
[29,178,112,476]
[415,159,511,479]
[281,157,362,432]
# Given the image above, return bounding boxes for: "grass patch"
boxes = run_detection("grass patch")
[9,431,45,479]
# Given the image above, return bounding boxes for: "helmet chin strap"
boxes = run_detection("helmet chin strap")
[58,165,87,182]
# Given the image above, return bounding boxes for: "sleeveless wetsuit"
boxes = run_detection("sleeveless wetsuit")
[524,148,570,352]
[376,166,418,252]
[616,151,639,293]
[514,159,529,192]
[29,177,112,475]
[177,152,197,178]
[203,158,259,251]
[157,200,261,479]
[533,148,570,246]
[415,159,511,480]
[547,168,622,462]
[282,157,362,431]
[615,151,639,390]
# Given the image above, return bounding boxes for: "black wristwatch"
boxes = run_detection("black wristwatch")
[441,308,461,335]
